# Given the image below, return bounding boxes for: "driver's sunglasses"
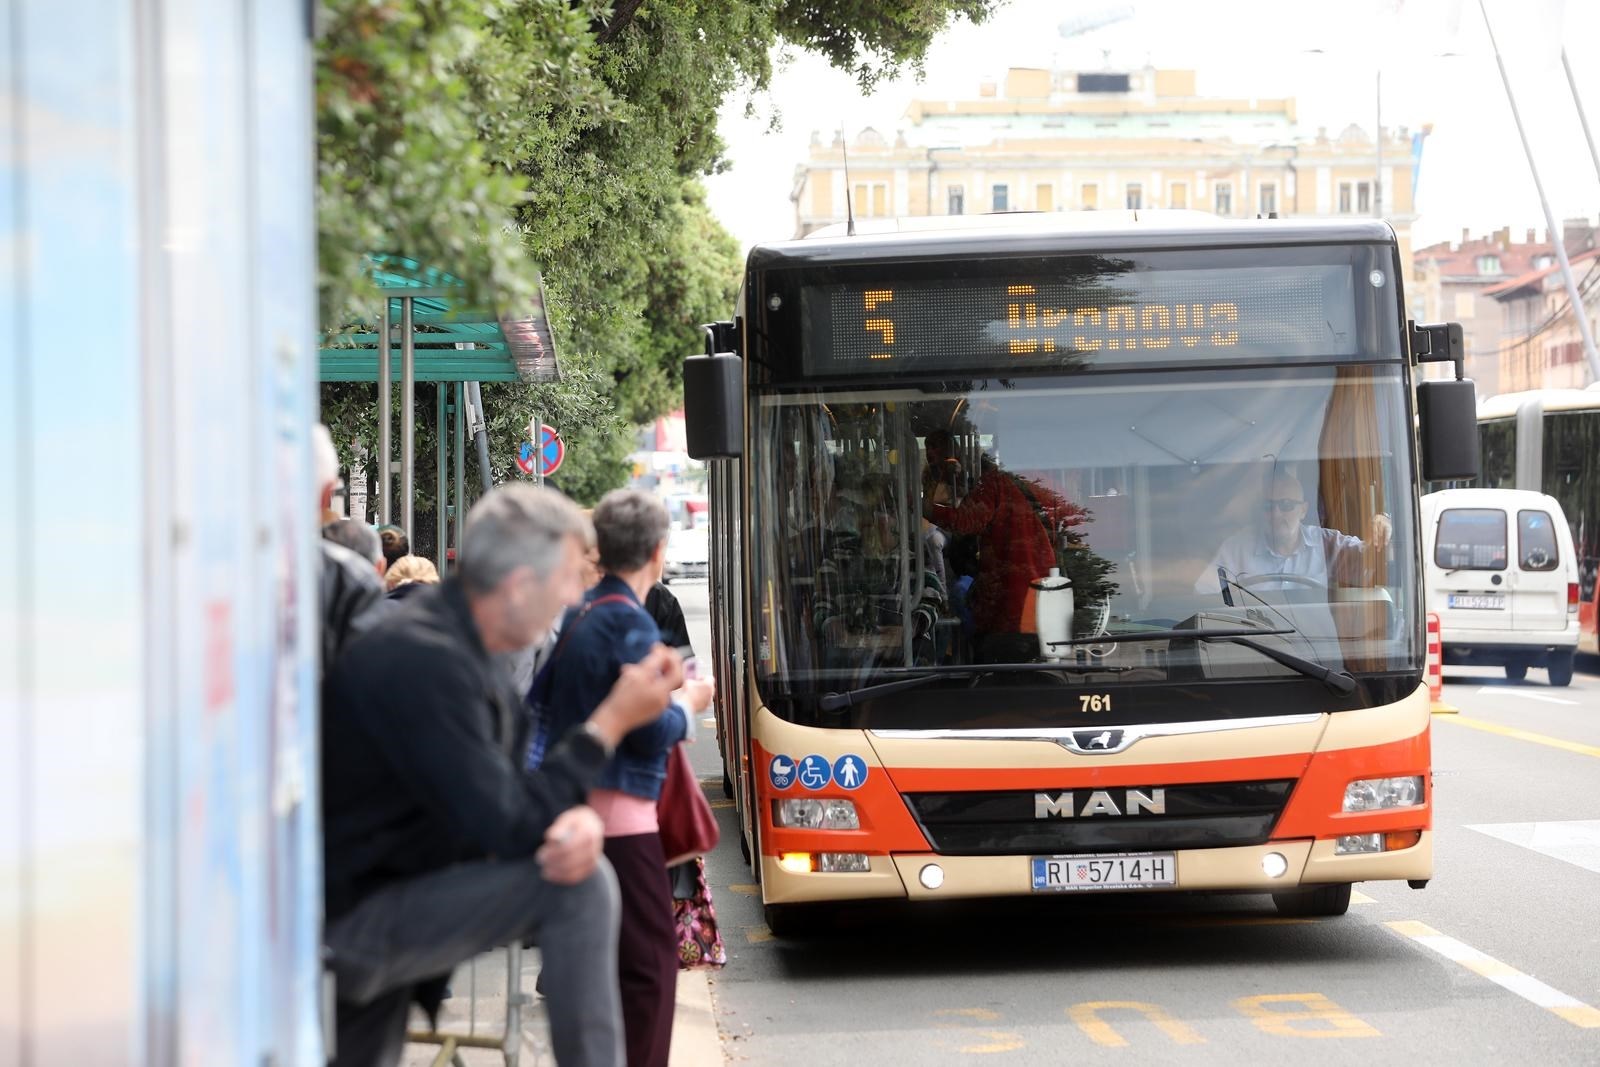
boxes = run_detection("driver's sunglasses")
[1263,498,1303,513]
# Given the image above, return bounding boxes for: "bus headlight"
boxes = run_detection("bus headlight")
[774,798,860,830]
[1342,776,1424,812]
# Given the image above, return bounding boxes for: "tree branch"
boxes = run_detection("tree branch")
[593,0,646,43]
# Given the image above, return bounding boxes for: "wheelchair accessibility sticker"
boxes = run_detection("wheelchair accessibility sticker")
[798,754,832,790]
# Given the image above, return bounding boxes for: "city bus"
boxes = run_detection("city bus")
[1473,388,1600,654]
[685,213,1475,934]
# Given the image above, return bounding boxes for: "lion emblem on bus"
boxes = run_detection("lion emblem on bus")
[1070,728,1124,752]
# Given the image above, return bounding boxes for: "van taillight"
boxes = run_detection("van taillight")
[1568,582,1580,612]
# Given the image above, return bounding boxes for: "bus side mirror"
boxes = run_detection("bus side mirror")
[684,353,743,459]
[1417,379,1478,482]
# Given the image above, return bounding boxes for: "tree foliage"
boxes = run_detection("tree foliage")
[316,0,1000,515]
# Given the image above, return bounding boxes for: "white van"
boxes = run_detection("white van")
[1421,488,1581,686]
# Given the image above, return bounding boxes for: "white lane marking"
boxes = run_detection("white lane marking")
[1387,921,1600,1028]
[1473,687,1578,706]
[1467,820,1600,877]
[1350,890,1377,905]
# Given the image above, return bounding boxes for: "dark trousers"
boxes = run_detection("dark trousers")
[326,854,623,1067]
[604,832,677,1067]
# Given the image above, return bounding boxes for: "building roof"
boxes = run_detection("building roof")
[1484,248,1600,301]
[1414,235,1549,284]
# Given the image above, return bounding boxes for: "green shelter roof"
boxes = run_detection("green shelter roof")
[319,255,560,383]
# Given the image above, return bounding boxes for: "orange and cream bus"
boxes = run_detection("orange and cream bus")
[684,213,1477,934]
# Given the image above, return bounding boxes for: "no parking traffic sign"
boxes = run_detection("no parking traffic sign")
[516,423,565,478]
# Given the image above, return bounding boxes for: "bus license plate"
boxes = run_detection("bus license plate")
[1031,852,1176,892]
[1448,594,1505,610]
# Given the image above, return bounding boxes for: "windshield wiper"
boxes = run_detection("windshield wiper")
[1048,627,1356,695]
[818,662,1131,711]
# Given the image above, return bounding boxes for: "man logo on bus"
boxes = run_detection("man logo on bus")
[1034,789,1167,819]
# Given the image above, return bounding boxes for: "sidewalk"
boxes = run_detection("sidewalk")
[401,946,722,1066]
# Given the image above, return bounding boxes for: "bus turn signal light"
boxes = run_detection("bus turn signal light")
[778,852,814,874]
[1385,830,1422,852]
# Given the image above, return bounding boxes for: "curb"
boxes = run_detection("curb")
[669,968,724,1066]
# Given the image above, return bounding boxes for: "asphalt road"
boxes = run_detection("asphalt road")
[666,579,1600,1065]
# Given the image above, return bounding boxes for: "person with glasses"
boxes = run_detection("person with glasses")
[1197,470,1391,594]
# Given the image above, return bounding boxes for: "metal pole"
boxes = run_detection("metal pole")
[530,409,543,488]
[1480,0,1600,382]
[377,298,392,524]
[454,382,466,557]
[436,383,448,575]
[401,296,416,539]
[1374,69,1383,218]
[1561,49,1600,185]
[467,381,493,493]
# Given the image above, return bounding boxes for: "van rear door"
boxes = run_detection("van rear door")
[1433,507,1509,631]
[1509,508,1567,634]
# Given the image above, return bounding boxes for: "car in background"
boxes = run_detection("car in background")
[1421,488,1581,686]
[663,525,709,583]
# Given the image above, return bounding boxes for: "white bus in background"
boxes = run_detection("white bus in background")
[4,4,323,1062]
[1473,388,1600,655]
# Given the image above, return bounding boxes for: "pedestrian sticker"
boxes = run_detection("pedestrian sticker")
[798,754,832,791]
[768,754,797,792]
[832,754,867,790]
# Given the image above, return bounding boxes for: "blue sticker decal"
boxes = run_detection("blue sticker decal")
[768,754,797,792]
[832,754,868,790]
[797,754,832,791]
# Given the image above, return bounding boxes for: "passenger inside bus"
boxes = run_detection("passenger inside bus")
[813,466,947,674]
[921,429,1057,662]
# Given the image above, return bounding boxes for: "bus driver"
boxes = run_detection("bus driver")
[1197,470,1392,594]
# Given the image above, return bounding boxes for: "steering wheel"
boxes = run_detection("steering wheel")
[1238,572,1327,591]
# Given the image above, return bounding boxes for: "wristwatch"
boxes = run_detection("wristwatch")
[577,720,616,761]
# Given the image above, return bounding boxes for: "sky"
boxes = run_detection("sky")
[704,0,1600,254]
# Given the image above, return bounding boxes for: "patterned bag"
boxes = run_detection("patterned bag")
[673,857,726,970]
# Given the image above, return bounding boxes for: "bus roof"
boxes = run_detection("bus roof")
[751,213,1398,269]
[1478,386,1600,420]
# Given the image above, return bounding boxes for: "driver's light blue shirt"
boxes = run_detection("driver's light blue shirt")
[1198,524,1364,593]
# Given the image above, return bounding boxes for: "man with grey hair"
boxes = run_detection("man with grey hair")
[322,483,683,1067]
[323,518,387,580]
[315,426,385,673]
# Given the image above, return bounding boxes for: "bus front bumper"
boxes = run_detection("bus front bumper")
[759,832,1432,904]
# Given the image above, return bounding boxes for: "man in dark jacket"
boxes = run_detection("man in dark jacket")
[322,484,683,1067]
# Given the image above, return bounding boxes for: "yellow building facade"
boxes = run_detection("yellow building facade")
[793,66,1418,276]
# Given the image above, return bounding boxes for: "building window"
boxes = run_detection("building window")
[1476,255,1501,275]
[1035,183,1054,212]
[1081,183,1099,210]
[992,183,1009,212]
[1357,181,1372,214]
[1125,182,1142,210]
[1214,182,1232,215]
[1169,181,1188,209]
[852,182,889,217]
[947,185,964,215]
[1338,182,1353,214]
[1259,182,1277,216]
[1454,292,1477,319]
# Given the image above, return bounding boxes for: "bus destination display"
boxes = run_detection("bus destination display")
[802,263,1359,375]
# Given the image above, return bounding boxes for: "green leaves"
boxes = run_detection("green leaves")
[318,0,1000,507]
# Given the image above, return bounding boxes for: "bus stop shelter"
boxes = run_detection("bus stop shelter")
[319,254,560,573]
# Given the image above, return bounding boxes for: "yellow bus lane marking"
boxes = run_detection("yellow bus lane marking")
[1233,993,1381,1038]
[1386,921,1600,1028]
[1436,715,1600,760]
[931,1008,1026,1054]
[744,925,774,944]
[726,883,759,895]
[1068,1001,1206,1047]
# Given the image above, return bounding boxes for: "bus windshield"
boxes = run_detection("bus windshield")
[749,364,1419,725]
